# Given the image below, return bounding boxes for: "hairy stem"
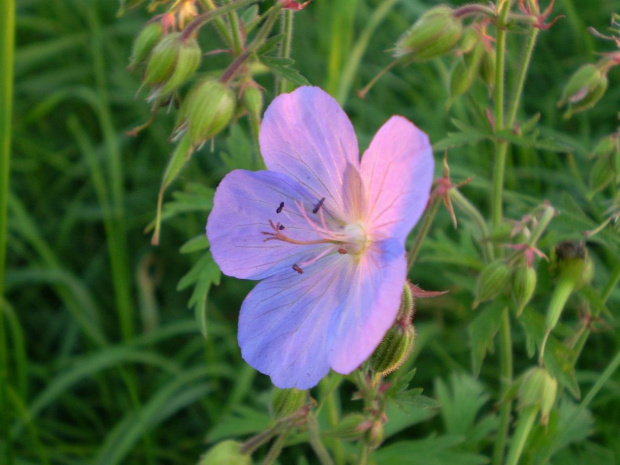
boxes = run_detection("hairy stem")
[493,308,513,465]
[407,195,441,270]
[276,9,294,94]
[449,189,494,261]
[505,406,538,465]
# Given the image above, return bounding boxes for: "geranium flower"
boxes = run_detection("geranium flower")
[206,87,434,389]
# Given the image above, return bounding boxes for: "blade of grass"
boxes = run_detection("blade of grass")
[0,0,15,462]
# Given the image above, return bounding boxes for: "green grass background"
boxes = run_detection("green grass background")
[2,0,619,463]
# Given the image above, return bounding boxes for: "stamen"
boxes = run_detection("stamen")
[276,202,284,214]
[279,224,285,230]
[312,197,325,214]
[292,264,304,274]
[338,248,348,254]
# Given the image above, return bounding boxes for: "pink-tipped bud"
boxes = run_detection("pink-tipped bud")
[394,6,463,61]
[558,64,608,119]
[198,440,251,465]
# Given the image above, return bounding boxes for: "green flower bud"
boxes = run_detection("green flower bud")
[129,22,164,70]
[159,37,201,95]
[480,47,496,90]
[554,241,593,288]
[558,64,608,119]
[370,321,415,376]
[448,42,484,105]
[518,367,557,425]
[241,86,264,121]
[473,260,512,308]
[328,413,368,441]
[394,6,463,61]
[270,388,306,419]
[198,440,252,465]
[144,33,183,86]
[183,78,236,144]
[457,27,479,55]
[589,155,615,194]
[513,266,537,317]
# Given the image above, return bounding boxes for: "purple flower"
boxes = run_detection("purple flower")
[206,87,434,389]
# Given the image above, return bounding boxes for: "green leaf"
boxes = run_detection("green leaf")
[257,33,284,55]
[206,405,271,442]
[435,372,489,437]
[180,235,210,254]
[393,391,441,410]
[373,435,489,465]
[260,56,310,86]
[177,253,221,338]
[469,303,504,376]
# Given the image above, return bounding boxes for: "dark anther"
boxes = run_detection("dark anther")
[312,197,325,214]
[276,202,284,214]
[279,224,285,230]
[292,264,304,274]
[338,248,348,254]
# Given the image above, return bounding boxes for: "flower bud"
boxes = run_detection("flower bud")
[394,6,463,61]
[554,241,593,288]
[473,260,512,308]
[518,367,557,424]
[589,155,615,194]
[366,421,384,450]
[370,321,415,376]
[159,37,201,95]
[480,47,496,90]
[270,388,306,419]
[129,22,164,70]
[513,265,537,317]
[241,86,264,121]
[144,33,183,86]
[328,413,368,441]
[182,78,236,144]
[198,440,252,465]
[558,64,608,119]
[448,42,484,105]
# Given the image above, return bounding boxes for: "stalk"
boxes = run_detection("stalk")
[504,406,538,465]
[276,9,294,94]
[406,195,441,270]
[0,0,15,462]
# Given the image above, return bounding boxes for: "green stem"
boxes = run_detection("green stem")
[227,7,244,56]
[492,308,513,465]
[198,0,234,46]
[505,406,538,465]
[0,0,15,462]
[276,9,294,94]
[182,0,259,41]
[601,259,620,303]
[526,204,555,247]
[219,5,282,84]
[261,431,289,465]
[491,0,513,228]
[506,26,539,128]
[407,195,441,270]
[307,412,335,465]
[319,378,345,465]
[449,189,494,261]
[335,0,398,105]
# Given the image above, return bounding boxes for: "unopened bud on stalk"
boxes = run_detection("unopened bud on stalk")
[558,64,608,119]
[513,265,537,317]
[448,41,484,105]
[144,32,201,96]
[518,367,557,424]
[370,284,416,376]
[270,388,306,419]
[129,22,164,70]
[328,413,368,441]
[366,421,384,450]
[241,86,264,122]
[473,260,512,308]
[198,440,252,465]
[480,47,496,90]
[394,6,463,61]
[540,241,593,362]
[179,78,236,145]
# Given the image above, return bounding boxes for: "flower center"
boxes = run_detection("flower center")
[261,198,370,274]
